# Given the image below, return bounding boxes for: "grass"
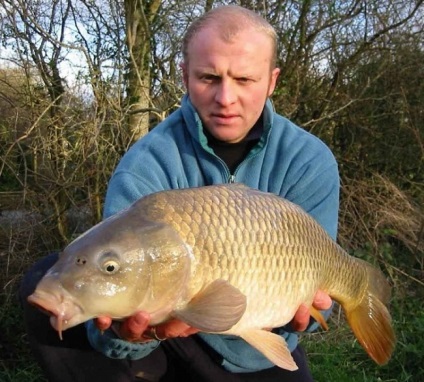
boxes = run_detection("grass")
[0,269,47,382]
[305,315,423,381]
[0,222,48,382]
[1,222,423,381]
[302,273,424,382]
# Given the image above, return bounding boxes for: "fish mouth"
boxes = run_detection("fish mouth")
[28,291,84,339]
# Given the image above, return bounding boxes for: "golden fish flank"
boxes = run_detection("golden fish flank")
[28,183,396,371]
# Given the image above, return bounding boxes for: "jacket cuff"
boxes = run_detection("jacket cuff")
[85,320,160,360]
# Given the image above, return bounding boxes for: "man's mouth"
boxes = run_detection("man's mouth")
[211,113,239,124]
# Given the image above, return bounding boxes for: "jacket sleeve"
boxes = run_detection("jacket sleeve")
[85,166,167,359]
[85,137,178,359]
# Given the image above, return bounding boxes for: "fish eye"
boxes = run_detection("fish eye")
[102,260,120,275]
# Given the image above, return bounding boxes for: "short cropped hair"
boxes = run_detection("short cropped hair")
[182,5,277,68]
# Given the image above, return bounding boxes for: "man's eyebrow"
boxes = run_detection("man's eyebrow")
[193,68,219,76]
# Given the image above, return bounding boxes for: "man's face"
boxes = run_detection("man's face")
[182,27,280,143]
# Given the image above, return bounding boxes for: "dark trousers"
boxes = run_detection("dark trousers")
[20,253,314,382]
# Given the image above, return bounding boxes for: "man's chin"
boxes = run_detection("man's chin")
[204,125,247,144]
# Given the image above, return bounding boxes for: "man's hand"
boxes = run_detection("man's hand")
[290,290,332,332]
[94,312,199,343]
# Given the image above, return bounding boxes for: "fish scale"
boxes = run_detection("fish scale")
[152,188,322,310]
[28,183,395,371]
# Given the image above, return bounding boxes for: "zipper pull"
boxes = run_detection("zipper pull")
[228,174,236,183]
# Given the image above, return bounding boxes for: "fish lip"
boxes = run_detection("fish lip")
[27,291,84,336]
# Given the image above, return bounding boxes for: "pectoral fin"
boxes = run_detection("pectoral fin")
[238,329,298,371]
[172,279,246,332]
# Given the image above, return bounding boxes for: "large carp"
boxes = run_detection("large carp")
[28,183,395,370]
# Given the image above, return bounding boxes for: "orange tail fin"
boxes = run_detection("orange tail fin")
[345,261,395,365]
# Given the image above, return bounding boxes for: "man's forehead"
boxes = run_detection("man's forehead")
[189,25,272,49]
[186,31,273,66]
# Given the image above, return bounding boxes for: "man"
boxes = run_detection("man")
[20,5,338,381]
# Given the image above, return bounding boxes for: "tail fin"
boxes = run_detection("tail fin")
[345,261,395,365]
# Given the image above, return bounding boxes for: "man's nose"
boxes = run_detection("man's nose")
[215,79,237,106]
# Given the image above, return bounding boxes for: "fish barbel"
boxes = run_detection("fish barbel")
[28,183,395,370]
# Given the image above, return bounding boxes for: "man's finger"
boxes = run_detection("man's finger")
[312,290,332,310]
[95,316,112,332]
[156,319,198,339]
[291,303,310,332]
[119,311,151,342]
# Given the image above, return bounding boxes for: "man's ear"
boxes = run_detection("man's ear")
[268,67,281,97]
[180,62,189,88]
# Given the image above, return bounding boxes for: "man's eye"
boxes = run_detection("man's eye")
[237,77,251,83]
[202,74,219,82]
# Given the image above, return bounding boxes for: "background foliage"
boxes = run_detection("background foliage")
[0,0,423,381]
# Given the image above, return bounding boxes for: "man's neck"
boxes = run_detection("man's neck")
[204,118,263,174]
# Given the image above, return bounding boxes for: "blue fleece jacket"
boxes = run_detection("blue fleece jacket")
[86,95,340,373]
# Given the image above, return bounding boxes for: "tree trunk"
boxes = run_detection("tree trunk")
[124,0,161,141]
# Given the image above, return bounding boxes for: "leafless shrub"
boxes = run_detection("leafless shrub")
[339,173,424,281]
